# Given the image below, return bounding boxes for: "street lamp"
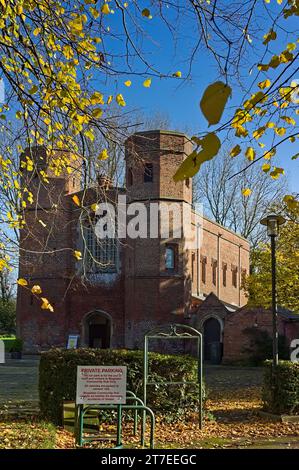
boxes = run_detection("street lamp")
[260,214,286,367]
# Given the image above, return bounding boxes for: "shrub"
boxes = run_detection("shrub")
[242,327,289,366]
[39,348,204,425]
[262,361,299,415]
[0,300,16,335]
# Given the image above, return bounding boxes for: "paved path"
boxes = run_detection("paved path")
[0,357,264,406]
[0,356,40,403]
[204,365,264,395]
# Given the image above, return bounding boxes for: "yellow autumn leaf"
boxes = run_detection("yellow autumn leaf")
[281,116,296,126]
[275,127,286,136]
[116,94,126,106]
[200,81,232,126]
[173,71,182,78]
[263,29,277,45]
[84,129,95,141]
[258,79,271,89]
[245,147,256,161]
[142,8,152,19]
[270,167,284,179]
[230,145,241,157]
[173,133,221,181]
[74,250,82,260]
[283,195,299,210]
[262,163,271,173]
[101,3,110,14]
[253,126,266,139]
[124,80,132,87]
[107,95,113,105]
[29,85,38,95]
[90,92,104,105]
[41,297,54,312]
[143,78,152,88]
[31,285,42,295]
[91,203,98,212]
[92,108,103,119]
[287,42,296,52]
[72,194,80,206]
[17,278,28,286]
[98,149,108,160]
[242,188,252,197]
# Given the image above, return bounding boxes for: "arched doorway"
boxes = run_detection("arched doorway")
[83,311,112,348]
[203,317,222,363]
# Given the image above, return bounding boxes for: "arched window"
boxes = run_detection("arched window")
[165,245,177,271]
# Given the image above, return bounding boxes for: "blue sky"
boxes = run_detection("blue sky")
[99,1,299,192]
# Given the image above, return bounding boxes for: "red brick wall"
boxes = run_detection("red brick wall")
[223,307,299,363]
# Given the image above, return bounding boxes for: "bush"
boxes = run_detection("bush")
[242,327,289,366]
[39,348,204,425]
[0,300,16,335]
[262,361,299,415]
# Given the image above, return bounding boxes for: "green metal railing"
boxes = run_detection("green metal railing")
[143,323,203,436]
[76,391,155,449]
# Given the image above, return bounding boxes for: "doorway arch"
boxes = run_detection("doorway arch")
[203,317,222,362]
[82,310,112,348]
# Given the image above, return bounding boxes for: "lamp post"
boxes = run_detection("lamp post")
[260,214,286,367]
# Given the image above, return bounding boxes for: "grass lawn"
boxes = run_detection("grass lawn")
[0,360,298,449]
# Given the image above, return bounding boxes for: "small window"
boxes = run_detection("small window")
[186,178,190,188]
[212,259,217,286]
[232,265,238,288]
[222,263,227,287]
[144,163,153,183]
[128,168,133,187]
[201,256,207,284]
[191,253,195,280]
[165,245,177,271]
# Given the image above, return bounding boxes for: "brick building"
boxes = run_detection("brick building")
[17,130,252,357]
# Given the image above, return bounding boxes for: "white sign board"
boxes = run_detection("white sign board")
[76,366,127,405]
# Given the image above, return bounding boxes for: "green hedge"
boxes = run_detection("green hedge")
[39,348,203,425]
[0,336,19,352]
[262,361,299,415]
